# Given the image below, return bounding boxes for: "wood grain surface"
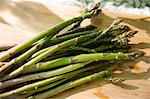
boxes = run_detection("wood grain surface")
[0,0,150,99]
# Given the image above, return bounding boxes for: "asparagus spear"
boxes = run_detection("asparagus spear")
[27,64,118,99]
[108,25,130,36]
[57,25,97,37]
[31,46,56,59]
[96,45,130,52]
[0,60,116,97]
[22,77,71,96]
[0,36,53,77]
[6,31,101,78]
[1,52,143,81]
[24,70,103,96]
[20,72,93,96]
[19,52,143,74]
[0,24,129,74]
[91,30,137,52]
[95,26,131,44]
[0,3,101,62]
[48,30,96,45]
[31,30,97,58]
[103,31,137,52]
[0,74,74,98]
[32,25,130,59]
[112,30,138,44]
[68,20,82,31]
[33,46,96,59]
[33,24,130,57]
[0,10,102,76]
[81,18,123,46]
[0,62,99,89]
[62,46,97,53]
[0,61,110,89]
[42,52,73,62]
[2,62,91,82]
[23,60,122,96]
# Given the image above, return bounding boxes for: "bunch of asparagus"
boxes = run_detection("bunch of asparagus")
[0,3,144,99]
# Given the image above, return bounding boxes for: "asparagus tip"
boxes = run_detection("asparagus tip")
[105,76,126,83]
[84,2,101,17]
[113,18,123,25]
[86,2,101,12]
[124,30,138,38]
[129,51,145,58]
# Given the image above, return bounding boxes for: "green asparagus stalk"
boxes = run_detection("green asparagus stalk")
[22,78,71,96]
[0,60,117,97]
[17,52,143,74]
[57,25,97,37]
[23,61,122,96]
[31,30,97,58]
[95,29,131,44]
[42,46,101,61]
[68,20,82,31]
[32,25,130,58]
[1,78,67,97]
[82,25,130,48]
[95,44,130,52]
[102,31,137,52]
[56,25,131,53]
[32,46,96,59]
[0,62,96,89]
[57,24,129,41]
[112,31,138,44]
[2,62,91,82]
[49,30,96,45]
[0,10,102,76]
[1,24,129,73]
[0,36,53,77]
[1,53,141,83]
[6,31,102,78]
[95,45,117,52]
[41,46,96,58]
[20,72,93,96]
[0,61,110,89]
[27,64,118,99]
[108,25,130,36]
[81,18,123,46]
[42,52,72,61]
[23,70,100,96]
[91,30,136,52]
[1,60,119,87]
[62,46,97,53]
[34,46,94,62]
[32,26,131,61]
[31,46,53,59]
[0,76,74,98]
[0,3,101,62]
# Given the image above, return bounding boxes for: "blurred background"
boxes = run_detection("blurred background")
[29,0,150,16]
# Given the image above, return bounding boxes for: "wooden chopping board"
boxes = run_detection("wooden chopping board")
[0,1,150,99]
